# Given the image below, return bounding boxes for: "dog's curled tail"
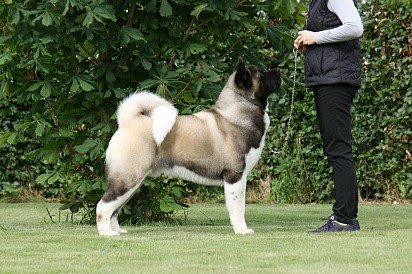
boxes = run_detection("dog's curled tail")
[117,91,178,145]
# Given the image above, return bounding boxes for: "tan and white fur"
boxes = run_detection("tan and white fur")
[96,59,281,236]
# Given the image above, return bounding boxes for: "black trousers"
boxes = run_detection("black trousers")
[313,84,358,225]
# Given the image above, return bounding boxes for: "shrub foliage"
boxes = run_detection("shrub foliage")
[0,0,410,222]
[0,0,304,221]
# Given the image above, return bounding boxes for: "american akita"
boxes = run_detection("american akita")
[96,58,281,236]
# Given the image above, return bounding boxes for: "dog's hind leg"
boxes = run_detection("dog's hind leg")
[96,174,146,236]
[224,178,254,234]
[110,209,127,234]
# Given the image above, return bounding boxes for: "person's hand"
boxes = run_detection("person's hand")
[294,44,307,53]
[294,30,316,51]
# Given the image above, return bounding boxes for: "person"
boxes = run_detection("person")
[293,0,364,233]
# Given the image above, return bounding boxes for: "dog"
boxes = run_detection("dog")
[96,58,281,236]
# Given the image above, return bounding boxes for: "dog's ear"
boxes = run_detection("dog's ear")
[235,57,252,90]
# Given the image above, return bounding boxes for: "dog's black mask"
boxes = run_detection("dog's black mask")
[234,58,282,108]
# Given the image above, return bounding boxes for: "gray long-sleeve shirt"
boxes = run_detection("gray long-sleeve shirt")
[315,0,364,44]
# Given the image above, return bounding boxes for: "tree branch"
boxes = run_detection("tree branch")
[46,99,78,156]
[168,16,197,70]
[127,1,136,28]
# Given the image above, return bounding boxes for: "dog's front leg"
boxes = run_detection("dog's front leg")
[224,179,254,234]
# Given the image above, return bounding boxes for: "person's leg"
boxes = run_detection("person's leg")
[313,84,358,225]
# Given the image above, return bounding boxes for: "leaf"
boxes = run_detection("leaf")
[120,27,146,46]
[47,172,60,185]
[105,70,115,83]
[146,0,157,12]
[274,1,282,9]
[124,28,145,42]
[159,196,175,213]
[0,132,13,148]
[190,4,209,19]
[14,121,32,131]
[36,173,53,185]
[171,186,182,198]
[139,78,159,89]
[140,58,152,70]
[39,45,52,57]
[33,46,40,59]
[225,10,248,20]
[0,53,12,66]
[40,82,52,98]
[91,180,103,190]
[159,0,172,17]
[196,81,202,92]
[182,91,196,103]
[0,75,8,98]
[283,0,297,14]
[59,204,70,210]
[113,88,128,99]
[27,82,43,91]
[188,43,207,54]
[39,36,53,45]
[0,35,12,45]
[143,178,156,188]
[35,122,45,137]
[94,5,116,22]
[59,128,74,138]
[7,132,18,144]
[82,11,94,27]
[42,12,53,26]
[122,205,131,215]
[70,203,80,213]
[62,0,70,16]
[90,145,103,160]
[77,78,94,91]
[11,9,20,25]
[74,139,98,154]
[70,78,80,93]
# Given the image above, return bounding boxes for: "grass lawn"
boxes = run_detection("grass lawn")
[0,202,411,273]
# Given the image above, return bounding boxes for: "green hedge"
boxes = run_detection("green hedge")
[0,0,304,221]
[0,0,410,222]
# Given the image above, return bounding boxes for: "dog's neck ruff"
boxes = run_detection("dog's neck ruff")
[243,95,265,109]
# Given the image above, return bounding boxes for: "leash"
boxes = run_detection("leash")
[280,48,298,155]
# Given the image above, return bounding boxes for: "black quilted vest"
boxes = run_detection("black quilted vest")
[305,0,361,88]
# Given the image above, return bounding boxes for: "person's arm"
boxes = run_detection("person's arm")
[294,0,363,49]
[315,0,364,44]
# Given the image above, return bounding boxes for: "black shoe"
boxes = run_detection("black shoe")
[308,214,360,233]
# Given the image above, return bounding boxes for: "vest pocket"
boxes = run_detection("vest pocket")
[305,46,323,79]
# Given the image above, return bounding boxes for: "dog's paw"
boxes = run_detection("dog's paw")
[119,228,128,234]
[234,228,254,235]
[99,230,121,236]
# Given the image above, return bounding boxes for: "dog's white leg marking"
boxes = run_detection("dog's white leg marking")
[96,200,122,236]
[110,210,128,234]
[96,178,145,236]
[224,179,254,234]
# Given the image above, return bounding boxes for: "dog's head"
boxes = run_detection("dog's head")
[234,58,281,108]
